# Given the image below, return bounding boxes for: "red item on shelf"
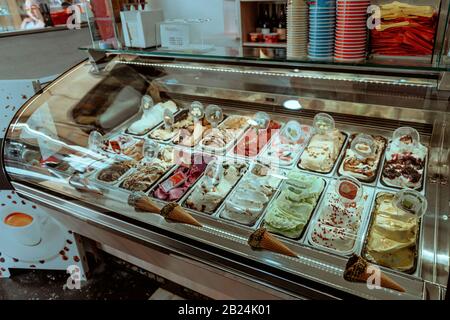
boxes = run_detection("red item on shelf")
[264,33,279,43]
[369,14,437,57]
[50,10,71,26]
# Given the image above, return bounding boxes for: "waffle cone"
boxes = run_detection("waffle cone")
[136,198,160,213]
[160,203,202,227]
[248,228,298,258]
[128,192,160,213]
[344,255,405,293]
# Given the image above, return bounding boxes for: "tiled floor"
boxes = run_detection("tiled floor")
[0,252,208,300]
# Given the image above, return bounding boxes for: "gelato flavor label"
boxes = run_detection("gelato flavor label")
[160,171,187,193]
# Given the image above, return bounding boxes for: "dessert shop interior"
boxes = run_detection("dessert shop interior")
[0,0,449,302]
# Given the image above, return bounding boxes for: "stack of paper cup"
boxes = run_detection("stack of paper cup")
[334,0,369,62]
[308,0,336,61]
[287,0,308,59]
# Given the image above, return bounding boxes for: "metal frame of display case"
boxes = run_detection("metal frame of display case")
[2,52,449,299]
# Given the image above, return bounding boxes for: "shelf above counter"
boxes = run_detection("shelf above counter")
[79,44,450,81]
[242,41,287,48]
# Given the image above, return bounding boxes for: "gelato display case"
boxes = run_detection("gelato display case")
[1,52,449,300]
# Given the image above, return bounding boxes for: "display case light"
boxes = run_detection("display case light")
[283,100,302,110]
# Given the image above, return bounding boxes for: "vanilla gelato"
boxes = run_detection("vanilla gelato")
[299,129,345,173]
[364,193,419,273]
[127,100,178,135]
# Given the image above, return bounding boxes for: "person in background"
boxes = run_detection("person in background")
[20,0,45,30]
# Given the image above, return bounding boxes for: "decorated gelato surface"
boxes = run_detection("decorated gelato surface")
[120,146,175,192]
[120,162,170,192]
[263,171,325,239]
[101,135,144,161]
[364,193,419,273]
[127,100,178,135]
[310,180,368,253]
[200,115,250,152]
[173,117,212,147]
[234,120,282,157]
[339,134,387,182]
[184,160,248,214]
[221,163,283,225]
[299,129,346,173]
[382,134,427,189]
[97,160,136,182]
[149,110,194,142]
[151,153,214,202]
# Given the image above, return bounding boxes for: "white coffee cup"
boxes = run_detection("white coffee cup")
[3,212,47,246]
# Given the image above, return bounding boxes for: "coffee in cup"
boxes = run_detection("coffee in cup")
[4,212,34,227]
[3,211,42,246]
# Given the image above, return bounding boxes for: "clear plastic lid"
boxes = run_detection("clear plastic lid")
[393,189,427,219]
[282,120,303,143]
[205,104,223,128]
[313,113,335,135]
[140,95,154,113]
[351,134,376,159]
[392,127,420,151]
[248,111,270,130]
[203,160,224,191]
[163,108,174,129]
[335,175,362,204]
[189,101,205,120]
[143,139,160,160]
[88,130,103,152]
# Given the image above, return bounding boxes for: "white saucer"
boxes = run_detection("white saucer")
[0,217,66,262]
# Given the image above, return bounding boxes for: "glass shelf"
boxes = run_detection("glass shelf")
[79,44,450,74]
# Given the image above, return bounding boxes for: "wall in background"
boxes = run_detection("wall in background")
[153,0,238,38]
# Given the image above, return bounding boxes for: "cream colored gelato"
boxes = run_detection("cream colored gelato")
[299,129,345,173]
[364,193,419,272]
[185,161,248,213]
[128,101,178,135]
